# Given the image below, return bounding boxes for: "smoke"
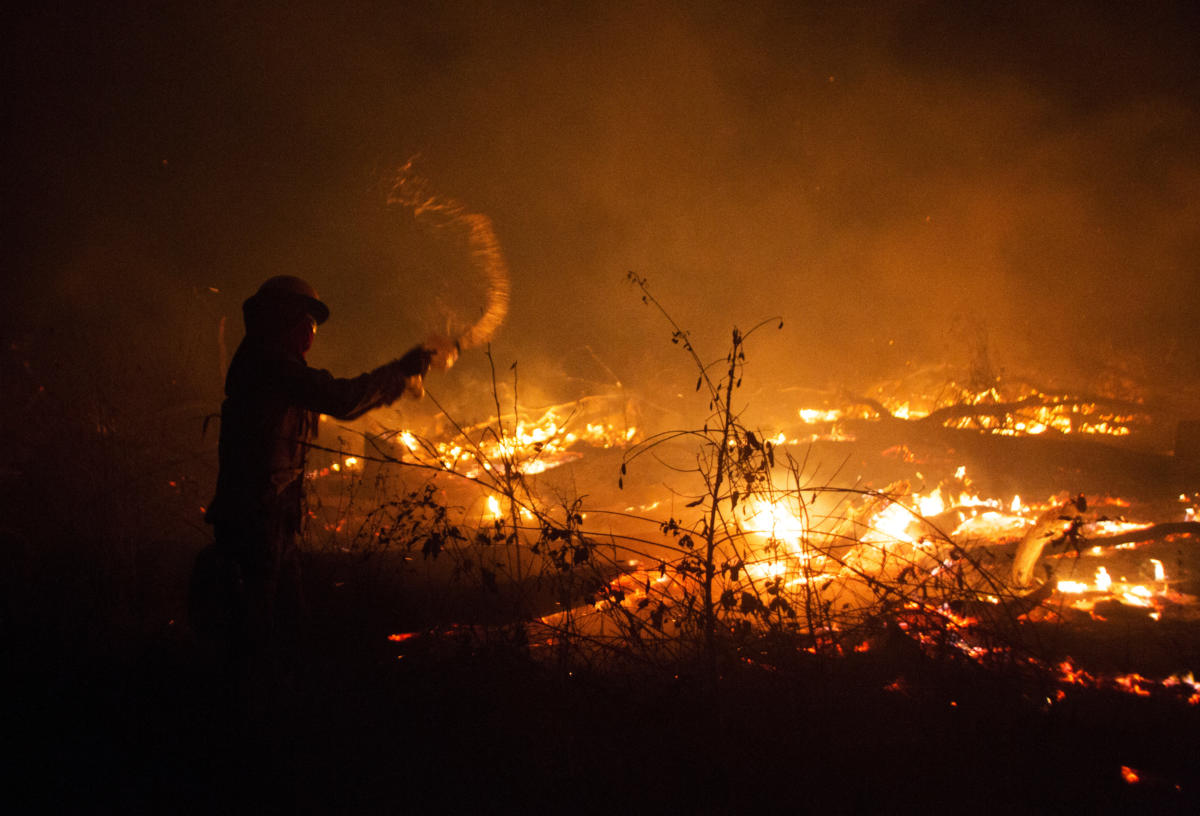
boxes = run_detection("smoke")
[6,0,1200,425]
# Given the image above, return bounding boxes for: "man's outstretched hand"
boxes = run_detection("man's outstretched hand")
[379,345,436,403]
[398,345,436,379]
[424,334,460,372]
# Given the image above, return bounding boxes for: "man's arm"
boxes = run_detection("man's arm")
[279,346,433,420]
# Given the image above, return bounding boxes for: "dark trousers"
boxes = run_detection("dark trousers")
[191,515,306,690]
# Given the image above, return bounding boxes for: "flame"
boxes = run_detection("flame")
[1090,520,1153,536]
[742,497,807,546]
[308,454,366,479]
[797,382,1147,440]
[390,405,635,478]
[857,472,1036,545]
[1150,558,1166,582]
[1121,586,1154,607]
[864,501,921,545]
[798,408,841,423]
[1163,672,1200,705]
[740,496,812,580]
[314,375,1192,697]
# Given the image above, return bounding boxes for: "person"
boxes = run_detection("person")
[195,275,434,663]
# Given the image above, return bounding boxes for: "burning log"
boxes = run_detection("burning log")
[843,389,1150,438]
[1012,494,1089,589]
[917,394,1146,432]
[1084,521,1200,548]
[1012,499,1200,594]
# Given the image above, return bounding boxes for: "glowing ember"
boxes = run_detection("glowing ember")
[1150,558,1166,582]
[1089,520,1153,536]
[308,454,366,479]
[1162,673,1200,705]
[798,408,842,423]
[387,402,636,478]
[796,382,1148,440]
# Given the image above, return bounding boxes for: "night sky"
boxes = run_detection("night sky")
[6,1,1200,422]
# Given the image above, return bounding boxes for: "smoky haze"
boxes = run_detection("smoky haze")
[6,1,1200,429]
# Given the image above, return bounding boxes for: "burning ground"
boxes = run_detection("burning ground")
[8,299,1200,813]
[276,296,1200,808]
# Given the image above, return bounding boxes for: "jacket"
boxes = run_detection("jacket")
[206,341,419,532]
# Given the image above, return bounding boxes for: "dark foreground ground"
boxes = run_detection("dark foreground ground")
[7,569,1200,816]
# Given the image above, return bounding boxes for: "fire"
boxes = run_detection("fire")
[798,408,841,423]
[384,401,636,478]
[863,501,923,546]
[860,472,1037,546]
[1053,659,1196,705]
[742,496,807,547]
[1162,673,1200,705]
[1151,558,1165,582]
[1051,556,1187,622]
[305,353,1195,708]
[308,454,365,479]
[1090,520,1153,536]
[794,381,1148,440]
[740,495,813,581]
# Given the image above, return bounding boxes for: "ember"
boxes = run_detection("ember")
[794,380,1151,441]
[330,325,1200,706]
[383,398,636,478]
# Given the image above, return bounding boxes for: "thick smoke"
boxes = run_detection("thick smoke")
[6,1,1200,425]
